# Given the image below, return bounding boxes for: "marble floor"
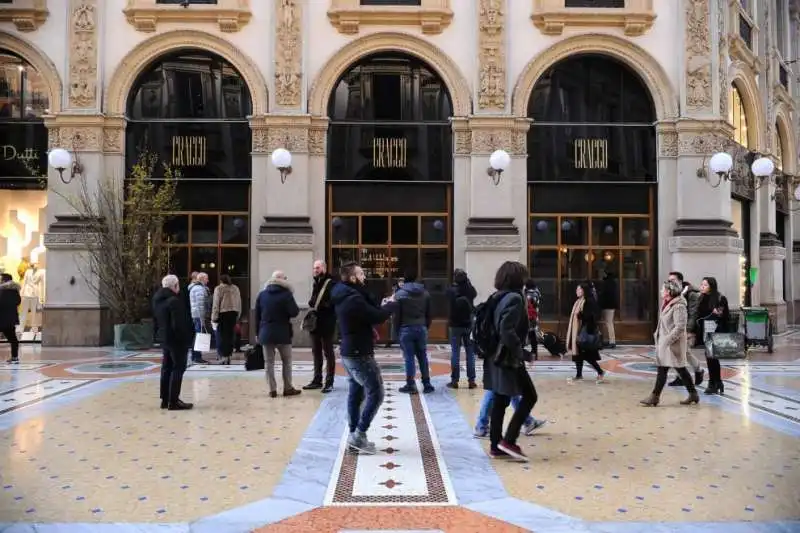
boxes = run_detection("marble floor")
[0,335,799,532]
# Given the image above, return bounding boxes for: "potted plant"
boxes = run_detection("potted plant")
[55,152,179,349]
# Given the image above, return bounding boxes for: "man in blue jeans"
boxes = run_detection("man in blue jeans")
[446,269,477,389]
[473,390,547,438]
[331,262,393,454]
[393,272,433,395]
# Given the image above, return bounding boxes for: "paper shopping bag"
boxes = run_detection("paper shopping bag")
[193,332,212,353]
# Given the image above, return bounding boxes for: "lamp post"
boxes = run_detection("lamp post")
[271,148,292,184]
[48,147,83,184]
[486,149,510,186]
[705,151,776,189]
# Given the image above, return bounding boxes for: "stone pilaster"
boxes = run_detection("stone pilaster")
[477,0,506,112]
[464,217,522,301]
[67,0,100,111]
[274,0,303,109]
[759,233,787,331]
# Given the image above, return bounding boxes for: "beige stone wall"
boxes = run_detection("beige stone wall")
[0,0,795,343]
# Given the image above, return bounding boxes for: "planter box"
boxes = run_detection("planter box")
[114,323,154,351]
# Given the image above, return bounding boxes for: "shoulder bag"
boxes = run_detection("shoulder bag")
[302,279,331,333]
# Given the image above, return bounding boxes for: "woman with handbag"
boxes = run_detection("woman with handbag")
[211,274,242,365]
[566,282,605,383]
[696,276,730,395]
[640,280,699,406]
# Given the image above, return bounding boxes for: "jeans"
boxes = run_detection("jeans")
[160,344,187,405]
[476,390,533,431]
[489,367,538,448]
[191,318,204,361]
[449,327,475,382]
[399,325,430,384]
[341,356,385,433]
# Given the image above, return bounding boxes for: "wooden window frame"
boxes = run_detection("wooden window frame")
[531,0,656,37]
[327,0,453,35]
[123,0,251,33]
[0,0,47,32]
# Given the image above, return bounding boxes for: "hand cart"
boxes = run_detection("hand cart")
[740,306,774,353]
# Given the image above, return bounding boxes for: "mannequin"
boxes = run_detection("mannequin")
[18,262,43,334]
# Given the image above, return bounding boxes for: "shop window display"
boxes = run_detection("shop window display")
[0,189,46,342]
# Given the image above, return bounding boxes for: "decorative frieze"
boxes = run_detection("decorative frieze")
[465,234,522,251]
[468,116,530,156]
[760,246,787,261]
[717,0,728,118]
[249,115,318,154]
[658,129,679,157]
[478,0,506,111]
[68,0,98,109]
[274,0,302,108]
[255,233,314,251]
[668,235,744,254]
[685,0,712,110]
[45,114,108,152]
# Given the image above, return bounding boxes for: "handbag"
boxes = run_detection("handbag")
[302,279,331,333]
[705,332,746,359]
[577,326,602,350]
[193,326,212,353]
[245,344,265,371]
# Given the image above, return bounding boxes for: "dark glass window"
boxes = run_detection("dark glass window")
[127,50,251,120]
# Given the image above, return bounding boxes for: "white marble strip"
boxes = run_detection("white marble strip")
[0,362,51,371]
[0,379,94,415]
[721,380,800,422]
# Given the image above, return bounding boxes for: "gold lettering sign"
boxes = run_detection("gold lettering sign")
[359,248,399,278]
[573,138,608,170]
[171,136,207,167]
[1,145,39,161]
[372,138,407,168]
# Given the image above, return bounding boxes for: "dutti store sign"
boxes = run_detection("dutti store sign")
[0,122,48,187]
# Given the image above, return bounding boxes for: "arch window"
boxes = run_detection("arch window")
[729,84,749,149]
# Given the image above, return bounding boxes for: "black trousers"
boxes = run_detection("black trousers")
[575,358,603,377]
[490,366,538,449]
[311,332,336,386]
[1,327,19,360]
[653,366,697,396]
[160,344,187,405]
[216,311,238,358]
[706,356,722,386]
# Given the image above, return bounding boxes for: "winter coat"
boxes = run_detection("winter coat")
[694,292,731,345]
[598,277,619,310]
[395,281,431,328]
[255,278,299,346]
[447,279,476,328]
[308,273,337,337]
[188,282,211,319]
[0,281,21,330]
[655,296,688,368]
[682,283,702,334]
[332,281,391,358]
[152,287,193,350]
[482,291,530,397]
[566,295,601,362]
[212,283,242,322]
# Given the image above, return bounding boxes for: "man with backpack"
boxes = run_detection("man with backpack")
[446,269,477,389]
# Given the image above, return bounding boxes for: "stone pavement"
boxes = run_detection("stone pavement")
[0,335,799,532]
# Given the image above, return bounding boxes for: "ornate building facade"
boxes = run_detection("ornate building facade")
[0,0,797,345]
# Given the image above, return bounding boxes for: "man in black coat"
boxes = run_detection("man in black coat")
[304,260,337,393]
[446,269,477,389]
[152,274,194,411]
[0,273,21,364]
[256,270,301,398]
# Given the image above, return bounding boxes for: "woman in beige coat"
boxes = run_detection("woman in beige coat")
[640,280,699,406]
[211,274,242,365]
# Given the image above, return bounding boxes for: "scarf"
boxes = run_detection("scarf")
[565,296,585,353]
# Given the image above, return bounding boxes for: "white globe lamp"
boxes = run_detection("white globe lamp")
[271,148,292,183]
[487,149,511,185]
[48,148,77,184]
[708,152,733,176]
[751,156,774,178]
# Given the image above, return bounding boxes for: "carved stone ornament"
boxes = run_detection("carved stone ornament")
[251,128,268,153]
[68,0,98,109]
[51,127,102,152]
[123,0,252,33]
[658,130,679,157]
[274,0,302,107]
[267,127,308,153]
[678,133,723,156]
[102,128,122,153]
[717,0,728,117]
[685,0,712,109]
[308,128,327,156]
[454,129,471,155]
[465,234,522,252]
[0,0,49,32]
[478,0,506,111]
[668,235,744,254]
[471,129,525,155]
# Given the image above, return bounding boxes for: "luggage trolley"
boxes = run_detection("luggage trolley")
[740,306,774,353]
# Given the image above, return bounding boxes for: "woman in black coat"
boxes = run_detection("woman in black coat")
[483,261,538,463]
[696,276,730,395]
[566,282,605,382]
[0,274,21,363]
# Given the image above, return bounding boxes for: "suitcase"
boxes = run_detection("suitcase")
[540,331,566,357]
[244,344,265,371]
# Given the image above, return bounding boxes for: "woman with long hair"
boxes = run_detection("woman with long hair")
[640,280,700,406]
[211,274,242,365]
[484,261,538,462]
[566,282,605,383]
[697,276,730,394]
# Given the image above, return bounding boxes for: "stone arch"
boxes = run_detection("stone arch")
[728,62,766,151]
[105,30,267,116]
[512,33,677,121]
[308,32,471,117]
[0,32,63,113]
[775,105,796,174]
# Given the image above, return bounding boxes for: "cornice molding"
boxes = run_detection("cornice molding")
[531,0,656,37]
[123,0,251,33]
[327,0,453,35]
[0,0,48,32]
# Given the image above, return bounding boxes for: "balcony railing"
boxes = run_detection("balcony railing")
[739,13,753,50]
[779,63,789,90]
[565,0,625,6]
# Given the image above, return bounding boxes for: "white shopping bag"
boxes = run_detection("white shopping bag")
[193,332,212,353]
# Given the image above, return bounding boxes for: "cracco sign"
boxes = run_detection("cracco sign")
[573,138,609,170]
[171,136,207,167]
[372,137,407,169]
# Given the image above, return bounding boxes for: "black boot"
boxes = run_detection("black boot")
[694,368,704,386]
[676,367,699,405]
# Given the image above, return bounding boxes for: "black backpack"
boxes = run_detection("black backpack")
[470,291,507,359]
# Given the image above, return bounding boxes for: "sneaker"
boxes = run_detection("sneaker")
[522,419,548,436]
[321,384,334,394]
[6,357,19,364]
[596,373,606,384]
[347,430,376,455]
[283,388,302,397]
[446,381,458,389]
[399,383,418,394]
[567,376,583,384]
[167,400,194,411]
[497,440,529,462]
[468,381,478,389]
[302,382,322,390]
[489,447,509,459]
[473,427,489,439]
[423,383,435,394]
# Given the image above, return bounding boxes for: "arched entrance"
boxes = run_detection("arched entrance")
[124,49,253,311]
[325,52,453,341]
[0,49,51,343]
[526,53,658,342]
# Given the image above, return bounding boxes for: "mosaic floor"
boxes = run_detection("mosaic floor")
[0,336,799,532]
